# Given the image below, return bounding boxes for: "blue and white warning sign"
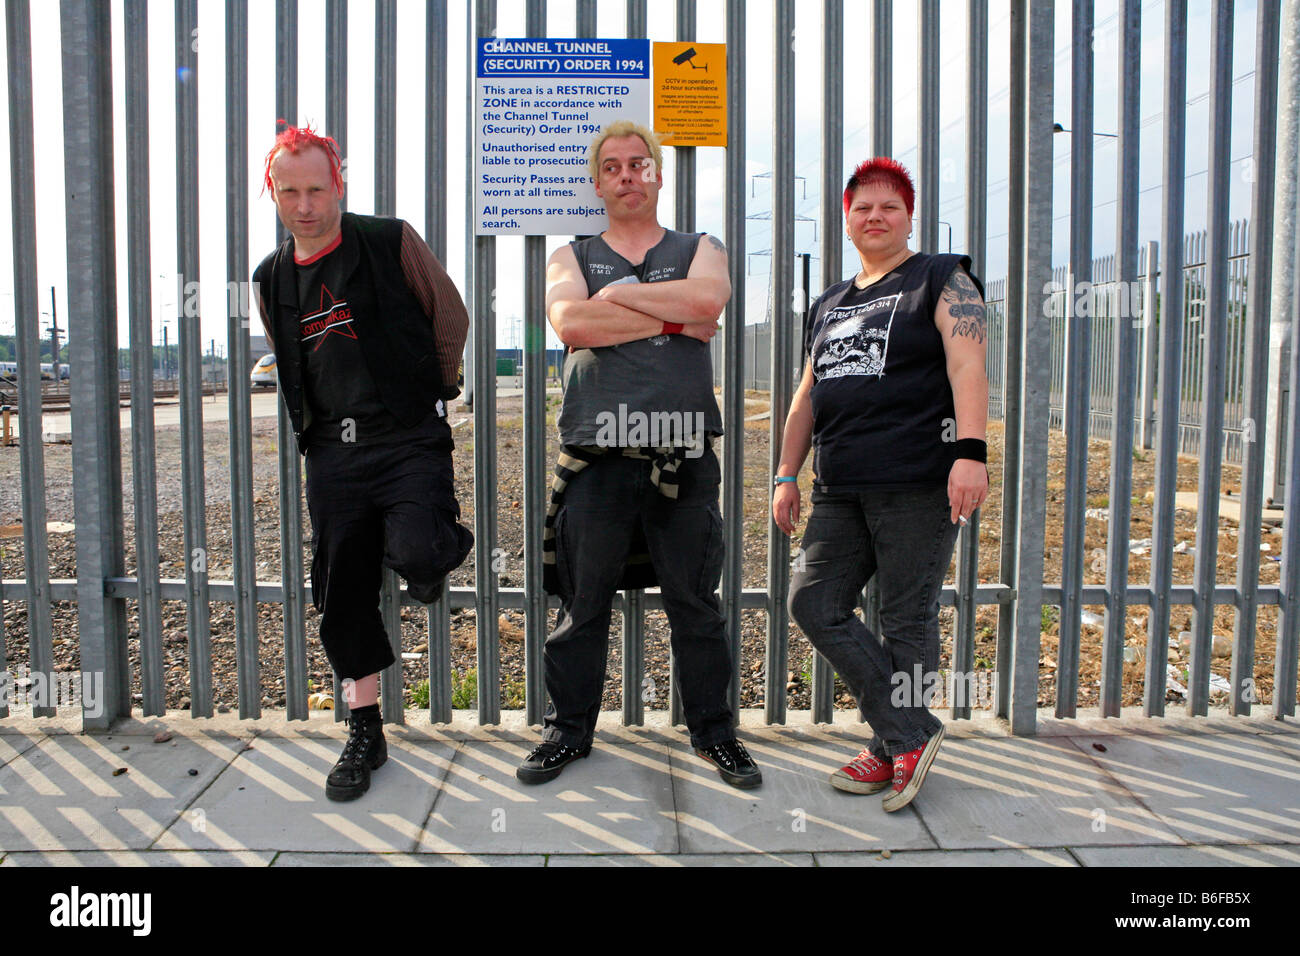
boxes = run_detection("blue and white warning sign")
[475,38,651,236]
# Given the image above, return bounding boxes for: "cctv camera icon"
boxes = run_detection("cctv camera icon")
[672,47,707,71]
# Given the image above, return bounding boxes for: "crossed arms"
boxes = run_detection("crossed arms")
[545,234,731,349]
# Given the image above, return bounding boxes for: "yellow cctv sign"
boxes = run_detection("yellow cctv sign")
[652,42,726,147]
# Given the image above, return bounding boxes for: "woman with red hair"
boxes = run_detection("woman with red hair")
[772,157,988,812]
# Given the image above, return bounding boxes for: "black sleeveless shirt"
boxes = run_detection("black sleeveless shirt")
[803,252,983,488]
[557,230,723,447]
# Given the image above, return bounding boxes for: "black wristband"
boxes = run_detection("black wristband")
[953,438,987,463]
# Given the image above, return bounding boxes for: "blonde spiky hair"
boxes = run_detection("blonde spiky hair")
[588,120,664,183]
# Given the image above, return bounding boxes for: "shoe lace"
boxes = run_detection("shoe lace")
[339,716,378,764]
[528,741,563,760]
[847,749,884,774]
[706,740,748,768]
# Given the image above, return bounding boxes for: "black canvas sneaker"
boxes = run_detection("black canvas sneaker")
[696,738,763,789]
[516,740,592,784]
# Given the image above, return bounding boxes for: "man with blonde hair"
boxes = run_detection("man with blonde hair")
[516,120,761,789]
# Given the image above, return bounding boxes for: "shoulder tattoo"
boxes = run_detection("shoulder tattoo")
[706,235,727,255]
[942,269,986,344]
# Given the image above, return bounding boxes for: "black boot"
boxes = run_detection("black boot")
[325,711,387,802]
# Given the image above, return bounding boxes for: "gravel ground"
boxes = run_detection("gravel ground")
[0,391,1291,715]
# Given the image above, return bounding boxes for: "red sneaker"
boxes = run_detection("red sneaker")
[882,726,945,812]
[830,748,893,794]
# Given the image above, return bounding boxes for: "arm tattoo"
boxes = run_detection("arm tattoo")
[942,269,986,344]
[706,235,727,255]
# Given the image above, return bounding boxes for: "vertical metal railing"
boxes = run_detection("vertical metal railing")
[61,0,129,729]
[1146,0,1188,716]
[472,0,501,726]
[5,2,1298,734]
[1056,0,1093,718]
[226,0,261,721]
[721,0,747,723]
[6,0,52,718]
[424,0,454,725]
[274,0,308,723]
[949,0,987,722]
[1008,0,1053,735]
[1274,0,1300,721]
[520,0,548,728]
[666,0,696,730]
[177,0,215,716]
[373,0,404,726]
[994,1,1026,722]
[1266,0,1300,510]
[1189,0,1234,718]
[764,0,794,725]
[809,0,841,725]
[1232,0,1281,716]
[615,0,647,728]
[1099,0,1142,717]
[126,0,164,719]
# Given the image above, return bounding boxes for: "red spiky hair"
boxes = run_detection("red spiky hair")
[843,157,915,216]
[262,120,343,196]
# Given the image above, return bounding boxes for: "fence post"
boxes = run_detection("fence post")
[720,0,747,722]
[1188,1,1234,717]
[1057,0,1094,718]
[1009,0,1054,736]
[226,0,260,719]
[61,0,130,729]
[473,0,502,725]
[6,0,54,718]
[1145,0,1188,715]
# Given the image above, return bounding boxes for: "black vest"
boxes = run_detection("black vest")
[253,213,445,454]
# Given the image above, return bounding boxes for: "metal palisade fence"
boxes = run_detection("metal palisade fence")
[2,0,1298,735]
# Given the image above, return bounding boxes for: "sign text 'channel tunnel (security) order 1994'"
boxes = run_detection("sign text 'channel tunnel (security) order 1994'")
[475,38,650,236]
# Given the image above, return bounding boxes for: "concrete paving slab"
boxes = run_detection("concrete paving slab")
[667,731,935,854]
[1257,731,1300,762]
[417,731,676,855]
[814,847,1079,866]
[913,735,1184,850]
[1072,844,1300,866]
[0,733,235,852]
[273,851,546,866]
[546,852,815,866]
[0,850,274,866]
[154,736,455,853]
[0,730,41,767]
[1065,732,1300,845]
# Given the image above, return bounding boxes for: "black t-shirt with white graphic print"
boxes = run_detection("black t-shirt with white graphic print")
[802,252,983,488]
[297,245,445,447]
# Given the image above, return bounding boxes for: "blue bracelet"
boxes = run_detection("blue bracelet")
[773,475,797,487]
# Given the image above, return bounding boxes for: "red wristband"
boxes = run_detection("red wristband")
[662,322,684,335]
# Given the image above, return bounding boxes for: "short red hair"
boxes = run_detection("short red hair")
[843,157,915,216]
[262,120,343,196]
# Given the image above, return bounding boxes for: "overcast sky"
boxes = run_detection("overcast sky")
[0,0,1266,356]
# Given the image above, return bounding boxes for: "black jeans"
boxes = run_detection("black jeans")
[543,446,734,750]
[305,435,472,680]
[788,483,959,757]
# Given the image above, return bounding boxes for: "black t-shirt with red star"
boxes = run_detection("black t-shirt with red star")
[296,241,444,447]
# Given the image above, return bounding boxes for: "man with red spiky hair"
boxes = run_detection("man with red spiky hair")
[253,121,472,802]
